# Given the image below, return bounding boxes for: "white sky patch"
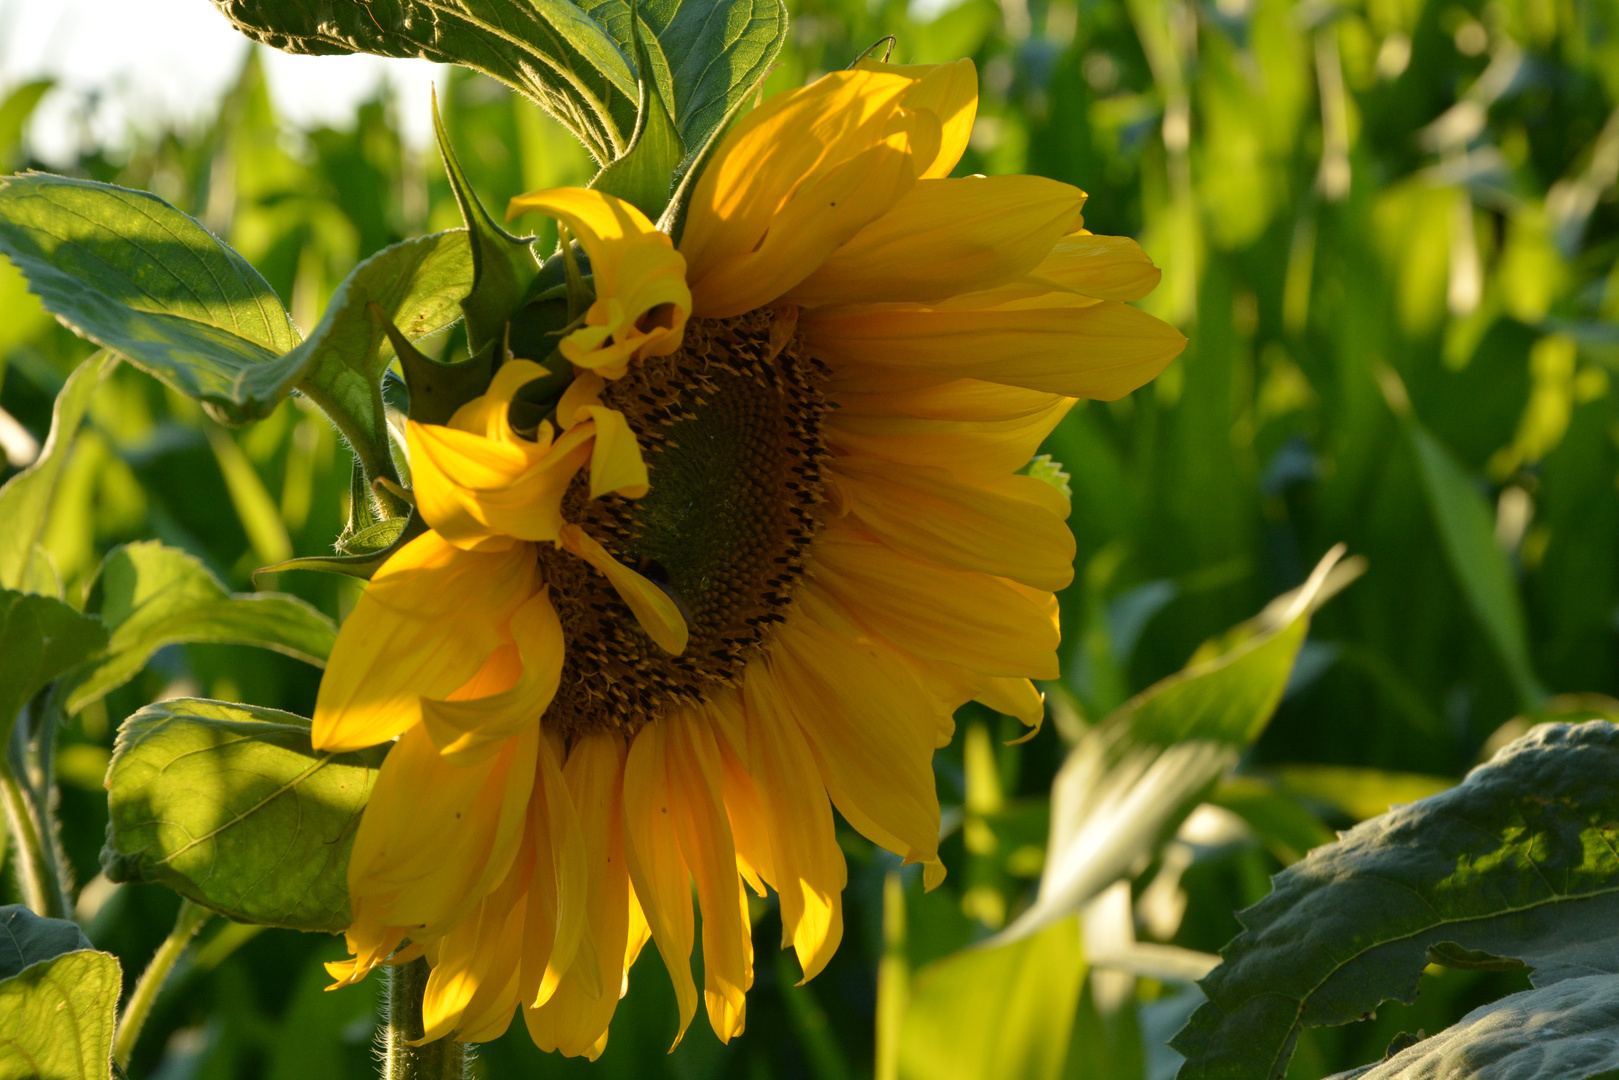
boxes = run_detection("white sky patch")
[0,0,443,164]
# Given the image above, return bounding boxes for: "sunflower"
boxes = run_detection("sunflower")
[315,57,1184,1057]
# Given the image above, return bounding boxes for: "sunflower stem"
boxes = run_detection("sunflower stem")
[383,957,467,1080]
[114,899,212,1068]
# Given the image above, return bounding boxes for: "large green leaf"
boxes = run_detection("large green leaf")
[1172,720,1619,1080]
[0,174,296,422]
[0,907,93,981]
[67,542,336,713]
[101,699,386,932]
[206,0,784,172]
[0,950,119,1080]
[1325,973,1619,1080]
[0,589,107,748]
[899,918,1086,1080]
[991,549,1354,945]
[0,352,115,592]
[1407,423,1548,710]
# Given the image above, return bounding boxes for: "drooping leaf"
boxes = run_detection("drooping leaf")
[102,699,386,932]
[0,174,297,423]
[991,549,1353,946]
[1323,973,1619,1080]
[1172,720,1619,1080]
[0,906,93,980]
[899,917,1086,1080]
[0,949,119,1080]
[1407,423,1548,709]
[68,542,334,713]
[206,0,784,172]
[0,351,115,591]
[0,589,107,748]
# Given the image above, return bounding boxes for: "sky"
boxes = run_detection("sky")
[0,0,443,163]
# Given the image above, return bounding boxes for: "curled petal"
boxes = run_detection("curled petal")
[421,587,565,764]
[505,187,691,378]
[409,419,594,549]
[558,524,689,655]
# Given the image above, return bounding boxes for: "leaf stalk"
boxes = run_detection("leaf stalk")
[114,899,213,1068]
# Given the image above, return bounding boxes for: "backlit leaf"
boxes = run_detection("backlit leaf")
[0,950,119,1080]
[102,698,385,932]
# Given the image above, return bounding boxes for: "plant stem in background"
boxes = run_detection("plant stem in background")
[384,956,467,1080]
[875,868,909,1080]
[0,762,68,919]
[114,899,213,1068]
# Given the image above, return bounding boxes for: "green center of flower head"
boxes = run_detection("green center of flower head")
[536,308,831,736]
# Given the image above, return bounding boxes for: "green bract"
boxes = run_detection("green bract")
[103,699,386,933]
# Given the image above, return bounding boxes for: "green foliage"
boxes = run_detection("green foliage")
[1325,974,1619,1080]
[68,542,335,712]
[206,0,786,172]
[0,175,298,422]
[0,591,106,746]
[1175,721,1619,1079]
[0,906,92,979]
[0,949,119,1080]
[102,699,385,932]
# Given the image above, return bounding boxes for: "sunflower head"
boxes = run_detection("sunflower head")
[313,56,1185,1057]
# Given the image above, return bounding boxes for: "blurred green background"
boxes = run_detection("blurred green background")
[2,0,1616,1075]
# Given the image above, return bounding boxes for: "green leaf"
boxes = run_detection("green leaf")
[899,917,1086,1080]
[278,229,475,493]
[1324,974,1619,1080]
[0,949,119,1080]
[991,549,1352,945]
[68,542,336,713]
[1019,454,1073,501]
[0,174,297,423]
[255,514,425,584]
[206,0,784,172]
[0,906,92,980]
[1172,720,1619,1080]
[1408,423,1548,709]
[0,589,108,749]
[0,352,115,591]
[589,12,687,220]
[102,698,386,932]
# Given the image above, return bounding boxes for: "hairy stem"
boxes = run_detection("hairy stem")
[114,899,212,1068]
[383,956,467,1080]
[0,760,67,919]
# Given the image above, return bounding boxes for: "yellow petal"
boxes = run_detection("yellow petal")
[770,597,943,872]
[668,712,753,1043]
[689,118,934,319]
[576,406,649,499]
[788,175,1085,307]
[421,587,565,764]
[854,57,979,178]
[741,658,846,982]
[419,842,530,1042]
[975,676,1045,729]
[802,291,1187,400]
[621,720,700,1048]
[313,533,536,752]
[827,455,1075,591]
[1026,232,1163,301]
[408,418,594,548]
[523,732,631,1058]
[826,391,1074,479]
[680,69,922,285]
[448,359,556,441]
[558,524,688,655]
[505,187,691,378]
[347,725,538,938]
[520,732,589,1010]
[810,526,1060,679]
